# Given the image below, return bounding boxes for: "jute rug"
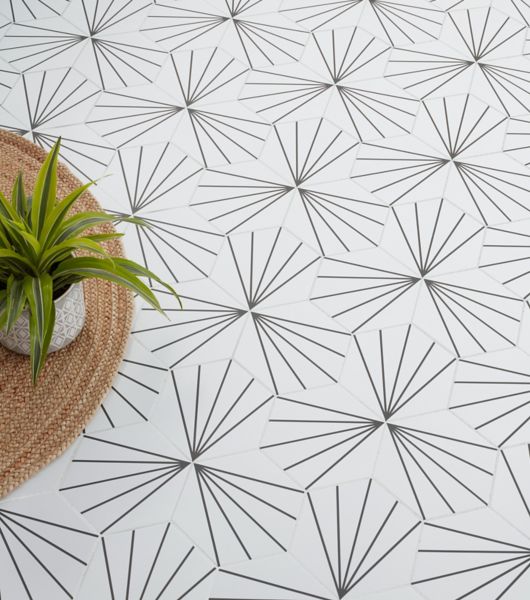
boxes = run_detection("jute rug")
[0,131,134,498]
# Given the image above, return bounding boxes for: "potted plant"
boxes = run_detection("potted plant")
[0,139,179,383]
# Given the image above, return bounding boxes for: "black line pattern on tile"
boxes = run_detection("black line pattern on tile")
[182,460,303,566]
[60,430,191,534]
[352,94,530,225]
[350,325,495,518]
[132,281,249,368]
[281,0,444,45]
[493,445,530,536]
[87,340,168,432]
[387,7,529,112]
[313,198,523,355]
[0,68,108,179]
[280,0,364,33]
[0,69,100,134]
[1,3,165,89]
[164,360,274,462]
[90,47,269,164]
[81,523,215,599]
[109,143,203,214]
[413,510,530,599]
[242,27,418,139]
[452,349,530,447]
[134,229,349,392]
[297,479,421,597]
[3,0,530,597]
[509,0,530,26]
[481,221,530,308]
[143,0,308,68]
[0,55,18,102]
[100,142,224,282]
[262,385,383,489]
[192,119,377,255]
[152,361,302,565]
[505,114,530,166]
[0,498,97,599]
[7,0,69,22]
[117,211,224,283]
[213,564,334,599]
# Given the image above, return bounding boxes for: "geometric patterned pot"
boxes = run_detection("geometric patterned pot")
[0,282,85,355]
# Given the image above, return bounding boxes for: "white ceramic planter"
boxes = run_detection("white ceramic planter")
[0,282,85,355]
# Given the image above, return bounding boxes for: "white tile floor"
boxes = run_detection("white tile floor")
[1,0,530,598]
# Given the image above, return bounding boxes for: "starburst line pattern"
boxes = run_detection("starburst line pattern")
[187,461,303,565]
[89,47,269,164]
[143,0,308,68]
[192,119,376,255]
[413,512,530,599]
[4,0,530,597]
[86,340,168,432]
[5,69,99,132]
[241,26,418,140]
[347,324,495,518]
[134,229,349,392]
[113,143,202,214]
[313,198,522,354]
[297,479,421,598]
[93,524,216,599]
[6,0,69,21]
[452,350,530,447]
[1,11,166,89]
[262,389,383,489]
[0,499,97,599]
[168,362,274,461]
[352,94,530,225]
[60,433,191,533]
[387,7,529,112]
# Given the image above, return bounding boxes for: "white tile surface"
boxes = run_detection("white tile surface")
[2,0,530,598]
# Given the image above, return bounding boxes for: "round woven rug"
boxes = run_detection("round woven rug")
[0,131,134,498]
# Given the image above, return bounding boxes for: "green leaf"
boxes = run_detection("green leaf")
[53,212,121,244]
[12,226,40,256]
[0,249,35,272]
[1,217,38,260]
[0,221,13,248]
[11,172,27,220]
[52,256,163,313]
[38,237,111,272]
[28,300,55,384]
[31,138,61,237]
[0,190,23,224]
[5,275,26,332]
[23,273,53,344]
[23,273,54,383]
[40,180,93,248]
[117,215,152,227]
[113,257,182,308]
[85,232,124,242]
[0,289,7,330]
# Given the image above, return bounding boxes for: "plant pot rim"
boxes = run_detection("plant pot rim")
[54,281,80,302]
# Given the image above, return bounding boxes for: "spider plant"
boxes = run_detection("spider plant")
[0,138,179,383]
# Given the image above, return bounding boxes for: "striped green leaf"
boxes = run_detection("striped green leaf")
[11,172,27,219]
[31,138,61,237]
[40,180,93,248]
[39,237,110,272]
[5,276,26,332]
[52,257,163,312]
[0,289,7,330]
[23,273,53,345]
[113,257,181,307]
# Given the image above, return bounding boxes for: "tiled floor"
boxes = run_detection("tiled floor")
[1,0,530,598]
